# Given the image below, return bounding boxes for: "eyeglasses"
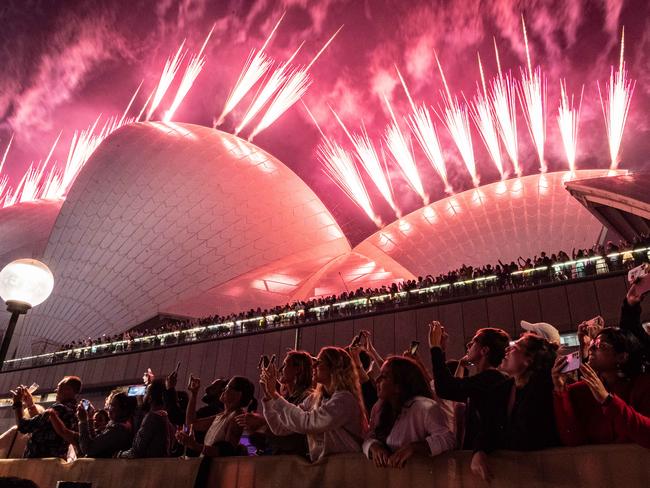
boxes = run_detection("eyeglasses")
[590,340,615,351]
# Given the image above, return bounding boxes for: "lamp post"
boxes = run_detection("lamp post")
[0,259,54,369]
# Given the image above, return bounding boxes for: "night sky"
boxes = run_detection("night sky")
[0,0,649,245]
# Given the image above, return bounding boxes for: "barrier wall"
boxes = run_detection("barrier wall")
[1,446,649,488]
[0,274,645,410]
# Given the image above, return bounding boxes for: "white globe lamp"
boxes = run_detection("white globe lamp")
[0,259,54,367]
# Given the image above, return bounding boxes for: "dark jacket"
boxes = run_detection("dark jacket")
[18,400,77,458]
[430,347,510,452]
[79,420,133,458]
[117,411,173,458]
[503,373,559,450]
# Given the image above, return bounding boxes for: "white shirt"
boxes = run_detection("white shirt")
[362,396,455,458]
[263,390,364,461]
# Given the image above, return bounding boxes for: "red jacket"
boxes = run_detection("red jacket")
[554,374,650,448]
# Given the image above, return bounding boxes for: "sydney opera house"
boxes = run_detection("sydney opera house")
[0,121,626,357]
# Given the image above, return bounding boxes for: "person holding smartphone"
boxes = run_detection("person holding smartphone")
[552,326,650,448]
[260,347,367,461]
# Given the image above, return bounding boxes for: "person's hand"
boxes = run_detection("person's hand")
[166,370,178,390]
[388,443,416,468]
[260,363,279,400]
[143,368,154,385]
[368,442,391,468]
[551,356,568,392]
[187,374,200,396]
[175,430,200,451]
[580,363,609,404]
[20,386,35,408]
[428,321,444,349]
[76,403,88,422]
[235,412,266,431]
[10,386,25,406]
[440,328,449,352]
[471,451,493,483]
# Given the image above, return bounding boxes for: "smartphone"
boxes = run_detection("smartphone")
[27,383,39,394]
[409,341,420,355]
[584,315,605,329]
[628,263,649,284]
[560,351,581,373]
[174,361,181,375]
[259,355,270,369]
[81,399,90,411]
[351,333,362,348]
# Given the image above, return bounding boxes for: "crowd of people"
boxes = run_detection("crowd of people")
[2,271,649,483]
[26,236,648,369]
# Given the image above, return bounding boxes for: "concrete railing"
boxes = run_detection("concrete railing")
[1,445,649,488]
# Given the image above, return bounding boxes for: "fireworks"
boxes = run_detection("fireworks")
[383,95,428,204]
[0,134,14,176]
[557,81,584,173]
[396,67,452,194]
[215,14,285,126]
[164,25,215,122]
[248,26,342,141]
[330,108,400,217]
[120,82,143,126]
[470,55,505,180]
[490,40,520,177]
[319,137,381,227]
[518,18,547,172]
[146,41,187,121]
[598,29,636,170]
[236,43,304,135]
[436,53,479,187]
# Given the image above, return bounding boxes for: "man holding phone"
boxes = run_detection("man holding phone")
[11,376,81,458]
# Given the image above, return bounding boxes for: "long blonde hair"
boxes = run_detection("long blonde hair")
[312,346,368,432]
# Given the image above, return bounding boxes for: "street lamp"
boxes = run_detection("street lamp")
[0,259,54,368]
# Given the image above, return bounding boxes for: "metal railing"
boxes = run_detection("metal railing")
[2,246,648,371]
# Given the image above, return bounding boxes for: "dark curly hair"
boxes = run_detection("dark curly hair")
[596,327,644,378]
[518,332,559,379]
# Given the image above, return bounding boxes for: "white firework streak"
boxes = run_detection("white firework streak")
[3,187,18,208]
[215,14,285,126]
[330,108,400,216]
[146,41,187,121]
[557,81,584,173]
[319,137,381,226]
[40,167,66,200]
[436,53,479,187]
[0,175,7,203]
[0,133,14,175]
[383,95,428,203]
[490,41,520,177]
[470,55,505,179]
[19,163,46,203]
[518,18,547,172]
[235,43,304,135]
[395,66,451,194]
[598,29,635,170]
[137,88,155,122]
[120,81,143,126]
[247,26,342,140]
[248,67,312,141]
[164,25,215,122]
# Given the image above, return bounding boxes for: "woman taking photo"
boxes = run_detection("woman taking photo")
[236,350,313,456]
[260,346,367,461]
[553,327,650,447]
[176,375,255,457]
[363,356,455,468]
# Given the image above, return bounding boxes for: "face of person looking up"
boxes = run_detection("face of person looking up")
[313,353,332,389]
[375,363,398,402]
[588,336,623,373]
[220,379,243,411]
[501,339,530,377]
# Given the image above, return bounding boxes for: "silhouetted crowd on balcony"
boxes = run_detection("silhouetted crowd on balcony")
[44,235,650,364]
[3,271,649,485]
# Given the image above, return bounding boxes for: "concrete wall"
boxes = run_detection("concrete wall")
[0,274,644,407]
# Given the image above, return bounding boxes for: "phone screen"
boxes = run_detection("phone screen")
[560,351,581,373]
[409,341,420,355]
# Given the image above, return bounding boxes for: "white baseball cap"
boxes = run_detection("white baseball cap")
[520,320,561,345]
